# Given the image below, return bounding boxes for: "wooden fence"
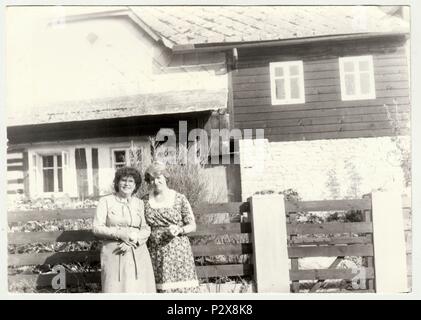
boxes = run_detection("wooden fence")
[8,193,410,293]
[8,202,253,291]
[286,196,375,293]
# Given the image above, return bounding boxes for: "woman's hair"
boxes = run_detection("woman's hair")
[113,166,142,194]
[144,161,171,184]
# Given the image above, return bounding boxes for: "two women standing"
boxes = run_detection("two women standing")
[93,162,199,293]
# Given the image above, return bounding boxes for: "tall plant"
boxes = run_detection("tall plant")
[128,138,211,208]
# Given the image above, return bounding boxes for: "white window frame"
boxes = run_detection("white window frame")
[29,151,69,197]
[269,61,305,105]
[111,148,129,169]
[339,55,376,101]
[41,154,63,194]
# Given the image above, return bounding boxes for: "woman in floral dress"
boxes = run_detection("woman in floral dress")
[143,161,200,293]
[93,167,156,293]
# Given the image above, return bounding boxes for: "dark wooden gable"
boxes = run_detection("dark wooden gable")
[232,35,410,142]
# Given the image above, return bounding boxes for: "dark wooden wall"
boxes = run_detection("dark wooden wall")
[7,149,28,197]
[232,36,410,141]
[7,112,212,145]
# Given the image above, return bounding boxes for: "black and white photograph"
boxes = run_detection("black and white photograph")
[4,3,414,296]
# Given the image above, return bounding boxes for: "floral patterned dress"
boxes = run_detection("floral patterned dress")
[93,194,156,293]
[144,191,200,293]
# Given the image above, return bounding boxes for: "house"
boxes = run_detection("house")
[6,6,410,203]
[6,6,236,203]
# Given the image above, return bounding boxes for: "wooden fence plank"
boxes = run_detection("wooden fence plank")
[192,244,253,256]
[290,267,375,281]
[192,223,252,236]
[288,244,374,258]
[8,208,95,224]
[193,202,249,215]
[285,199,371,212]
[9,251,100,267]
[8,223,252,245]
[8,272,101,288]
[8,230,96,245]
[8,203,250,224]
[8,264,254,288]
[289,236,371,245]
[196,264,253,278]
[309,257,344,292]
[287,222,373,235]
[9,243,253,267]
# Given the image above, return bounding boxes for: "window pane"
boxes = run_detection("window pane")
[289,65,299,76]
[275,79,286,100]
[57,168,63,192]
[359,60,369,71]
[114,151,126,163]
[343,61,354,72]
[274,67,284,77]
[43,156,54,168]
[57,155,62,167]
[360,73,371,95]
[43,169,54,192]
[290,77,301,99]
[345,74,356,95]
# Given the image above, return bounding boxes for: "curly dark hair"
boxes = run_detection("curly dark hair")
[113,166,142,194]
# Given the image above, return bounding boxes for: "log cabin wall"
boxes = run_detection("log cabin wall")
[232,36,410,142]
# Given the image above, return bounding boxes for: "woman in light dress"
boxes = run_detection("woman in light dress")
[93,167,156,293]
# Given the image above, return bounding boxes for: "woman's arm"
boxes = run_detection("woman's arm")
[92,197,131,241]
[179,194,196,235]
[132,201,151,245]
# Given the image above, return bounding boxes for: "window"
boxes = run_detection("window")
[112,149,129,169]
[42,155,63,192]
[269,61,305,105]
[30,151,69,196]
[339,55,376,100]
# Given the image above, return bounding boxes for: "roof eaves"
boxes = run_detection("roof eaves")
[171,31,410,53]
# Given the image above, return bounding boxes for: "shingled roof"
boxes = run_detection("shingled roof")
[8,6,409,127]
[8,89,227,127]
[129,6,409,48]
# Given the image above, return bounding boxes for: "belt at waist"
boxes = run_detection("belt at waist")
[101,241,140,282]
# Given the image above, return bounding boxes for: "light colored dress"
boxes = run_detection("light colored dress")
[144,191,200,293]
[93,194,156,293]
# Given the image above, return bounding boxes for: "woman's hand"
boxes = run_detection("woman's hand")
[113,241,135,255]
[128,229,139,244]
[116,228,139,245]
[166,224,183,237]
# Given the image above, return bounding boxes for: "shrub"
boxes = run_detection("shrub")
[129,138,215,208]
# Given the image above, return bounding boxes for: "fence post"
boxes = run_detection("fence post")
[362,194,375,292]
[249,194,290,292]
[289,212,300,293]
[371,191,408,293]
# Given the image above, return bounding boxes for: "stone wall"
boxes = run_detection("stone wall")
[239,136,410,201]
